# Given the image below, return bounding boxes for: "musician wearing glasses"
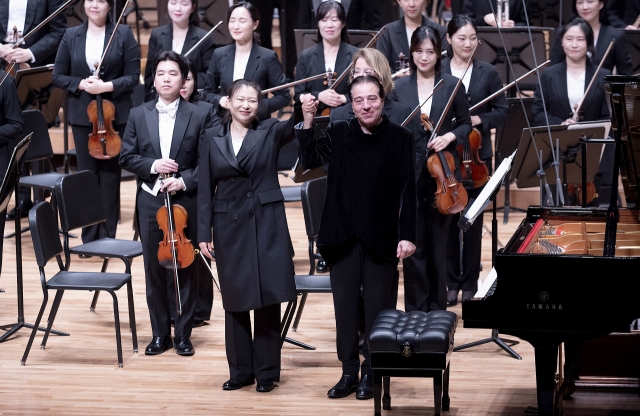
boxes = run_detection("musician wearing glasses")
[143,0,215,101]
[52,0,140,244]
[294,1,357,116]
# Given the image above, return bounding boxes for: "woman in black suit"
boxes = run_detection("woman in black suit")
[441,15,508,306]
[197,80,312,393]
[294,1,357,116]
[53,0,140,243]
[388,25,471,313]
[550,0,632,75]
[202,2,290,121]
[143,0,215,101]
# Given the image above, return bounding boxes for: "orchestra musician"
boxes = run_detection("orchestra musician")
[297,75,416,400]
[120,51,215,356]
[52,0,140,244]
[376,0,448,74]
[388,25,471,312]
[607,0,640,30]
[441,15,508,306]
[143,0,215,101]
[202,2,290,121]
[294,1,357,116]
[197,81,310,393]
[550,0,632,75]
[461,0,528,27]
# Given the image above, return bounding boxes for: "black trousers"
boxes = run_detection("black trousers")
[0,143,11,275]
[137,190,197,338]
[225,303,282,382]
[70,124,122,243]
[331,241,396,378]
[403,171,451,312]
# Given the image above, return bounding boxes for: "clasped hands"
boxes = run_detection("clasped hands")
[79,75,112,95]
[0,44,31,64]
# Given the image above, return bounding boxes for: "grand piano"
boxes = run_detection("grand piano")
[462,75,640,415]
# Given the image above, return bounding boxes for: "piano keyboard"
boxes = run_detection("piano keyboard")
[473,267,497,299]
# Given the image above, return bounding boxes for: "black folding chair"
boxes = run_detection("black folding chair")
[21,202,138,367]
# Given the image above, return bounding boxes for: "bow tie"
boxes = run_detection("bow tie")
[156,101,178,118]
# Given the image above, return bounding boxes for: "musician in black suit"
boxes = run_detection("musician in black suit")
[549,0,632,75]
[120,51,215,356]
[388,25,471,313]
[294,1,358,116]
[461,0,528,27]
[376,0,447,75]
[441,15,508,306]
[143,0,215,101]
[202,2,290,121]
[52,0,140,244]
[299,0,353,29]
[607,0,640,30]
[0,70,25,275]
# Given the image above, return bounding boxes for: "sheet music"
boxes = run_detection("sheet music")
[474,267,497,299]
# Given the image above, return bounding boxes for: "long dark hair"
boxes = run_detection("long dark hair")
[560,16,596,62]
[409,25,442,76]
[315,1,350,44]
[185,58,202,102]
[446,14,476,59]
[571,0,609,25]
[166,0,200,25]
[223,79,263,124]
[227,1,261,44]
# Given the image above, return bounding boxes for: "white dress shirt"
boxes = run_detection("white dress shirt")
[233,52,250,81]
[567,70,586,114]
[85,30,105,73]
[451,65,473,93]
[5,0,35,63]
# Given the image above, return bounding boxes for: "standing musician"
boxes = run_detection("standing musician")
[388,25,471,312]
[143,0,215,101]
[377,0,448,75]
[550,0,632,75]
[294,1,357,116]
[52,0,140,243]
[120,51,215,356]
[441,15,508,307]
[202,2,290,121]
[461,0,528,27]
[197,82,310,393]
[297,75,416,400]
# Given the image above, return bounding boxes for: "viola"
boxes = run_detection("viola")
[457,127,489,188]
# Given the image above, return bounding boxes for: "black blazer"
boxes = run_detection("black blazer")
[329,98,412,126]
[119,98,215,195]
[197,106,303,312]
[0,0,66,66]
[143,24,216,101]
[608,0,640,28]
[461,0,528,26]
[532,61,611,127]
[441,58,508,159]
[550,24,632,75]
[293,41,358,114]
[0,71,24,145]
[202,42,291,121]
[377,15,448,73]
[52,22,140,127]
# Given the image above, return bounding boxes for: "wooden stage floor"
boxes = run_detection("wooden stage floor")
[0,178,638,415]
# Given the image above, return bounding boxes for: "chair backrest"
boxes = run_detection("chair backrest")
[29,201,64,268]
[20,110,54,163]
[301,176,327,238]
[55,170,107,231]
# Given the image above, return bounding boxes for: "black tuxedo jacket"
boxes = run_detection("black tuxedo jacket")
[532,61,611,127]
[293,41,358,114]
[0,0,66,66]
[377,15,448,73]
[144,23,216,101]
[202,42,290,121]
[461,0,528,26]
[441,58,508,159]
[549,24,632,75]
[52,22,140,127]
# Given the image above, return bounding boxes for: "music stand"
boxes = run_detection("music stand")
[476,27,554,90]
[294,29,376,58]
[15,65,64,126]
[292,116,330,183]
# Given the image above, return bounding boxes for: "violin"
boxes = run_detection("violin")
[457,126,489,188]
[567,181,598,206]
[320,68,336,116]
[87,63,121,159]
[156,174,196,315]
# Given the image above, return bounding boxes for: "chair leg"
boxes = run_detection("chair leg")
[126,281,138,353]
[433,370,443,416]
[21,293,49,365]
[383,376,391,410]
[292,293,308,331]
[41,290,64,349]
[443,362,451,411]
[89,258,110,312]
[374,371,382,416]
[108,291,124,367]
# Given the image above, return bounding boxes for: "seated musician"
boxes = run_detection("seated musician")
[201,2,290,120]
[120,51,215,356]
[461,0,528,27]
[294,1,357,116]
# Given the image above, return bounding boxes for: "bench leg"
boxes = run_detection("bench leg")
[374,371,382,416]
[443,362,451,411]
[433,370,443,416]
[382,376,391,410]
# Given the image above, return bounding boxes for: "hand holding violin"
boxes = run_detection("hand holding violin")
[396,240,416,259]
[3,48,32,64]
[83,76,114,95]
[318,89,346,108]
[154,158,179,174]
[427,132,456,153]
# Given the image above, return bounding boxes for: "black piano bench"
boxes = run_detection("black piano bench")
[369,309,457,416]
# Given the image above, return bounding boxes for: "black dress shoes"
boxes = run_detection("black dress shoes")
[222,379,254,390]
[316,260,329,273]
[461,290,476,303]
[6,200,33,220]
[256,379,276,393]
[356,374,374,400]
[174,336,195,356]
[327,374,359,398]
[144,336,173,355]
[446,289,459,307]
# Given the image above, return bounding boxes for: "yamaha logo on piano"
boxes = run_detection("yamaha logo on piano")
[526,291,563,310]
[539,291,549,302]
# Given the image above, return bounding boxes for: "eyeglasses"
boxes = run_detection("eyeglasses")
[351,68,377,77]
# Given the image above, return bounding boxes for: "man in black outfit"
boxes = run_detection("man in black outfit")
[297,75,416,400]
[120,51,215,356]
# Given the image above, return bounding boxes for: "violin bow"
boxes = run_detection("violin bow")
[184,21,223,58]
[330,26,387,91]
[401,78,444,127]
[95,0,133,77]
[196,250,222,293]
[160,174,184,315]
[571,39,615,121]
[262,72,328,94]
